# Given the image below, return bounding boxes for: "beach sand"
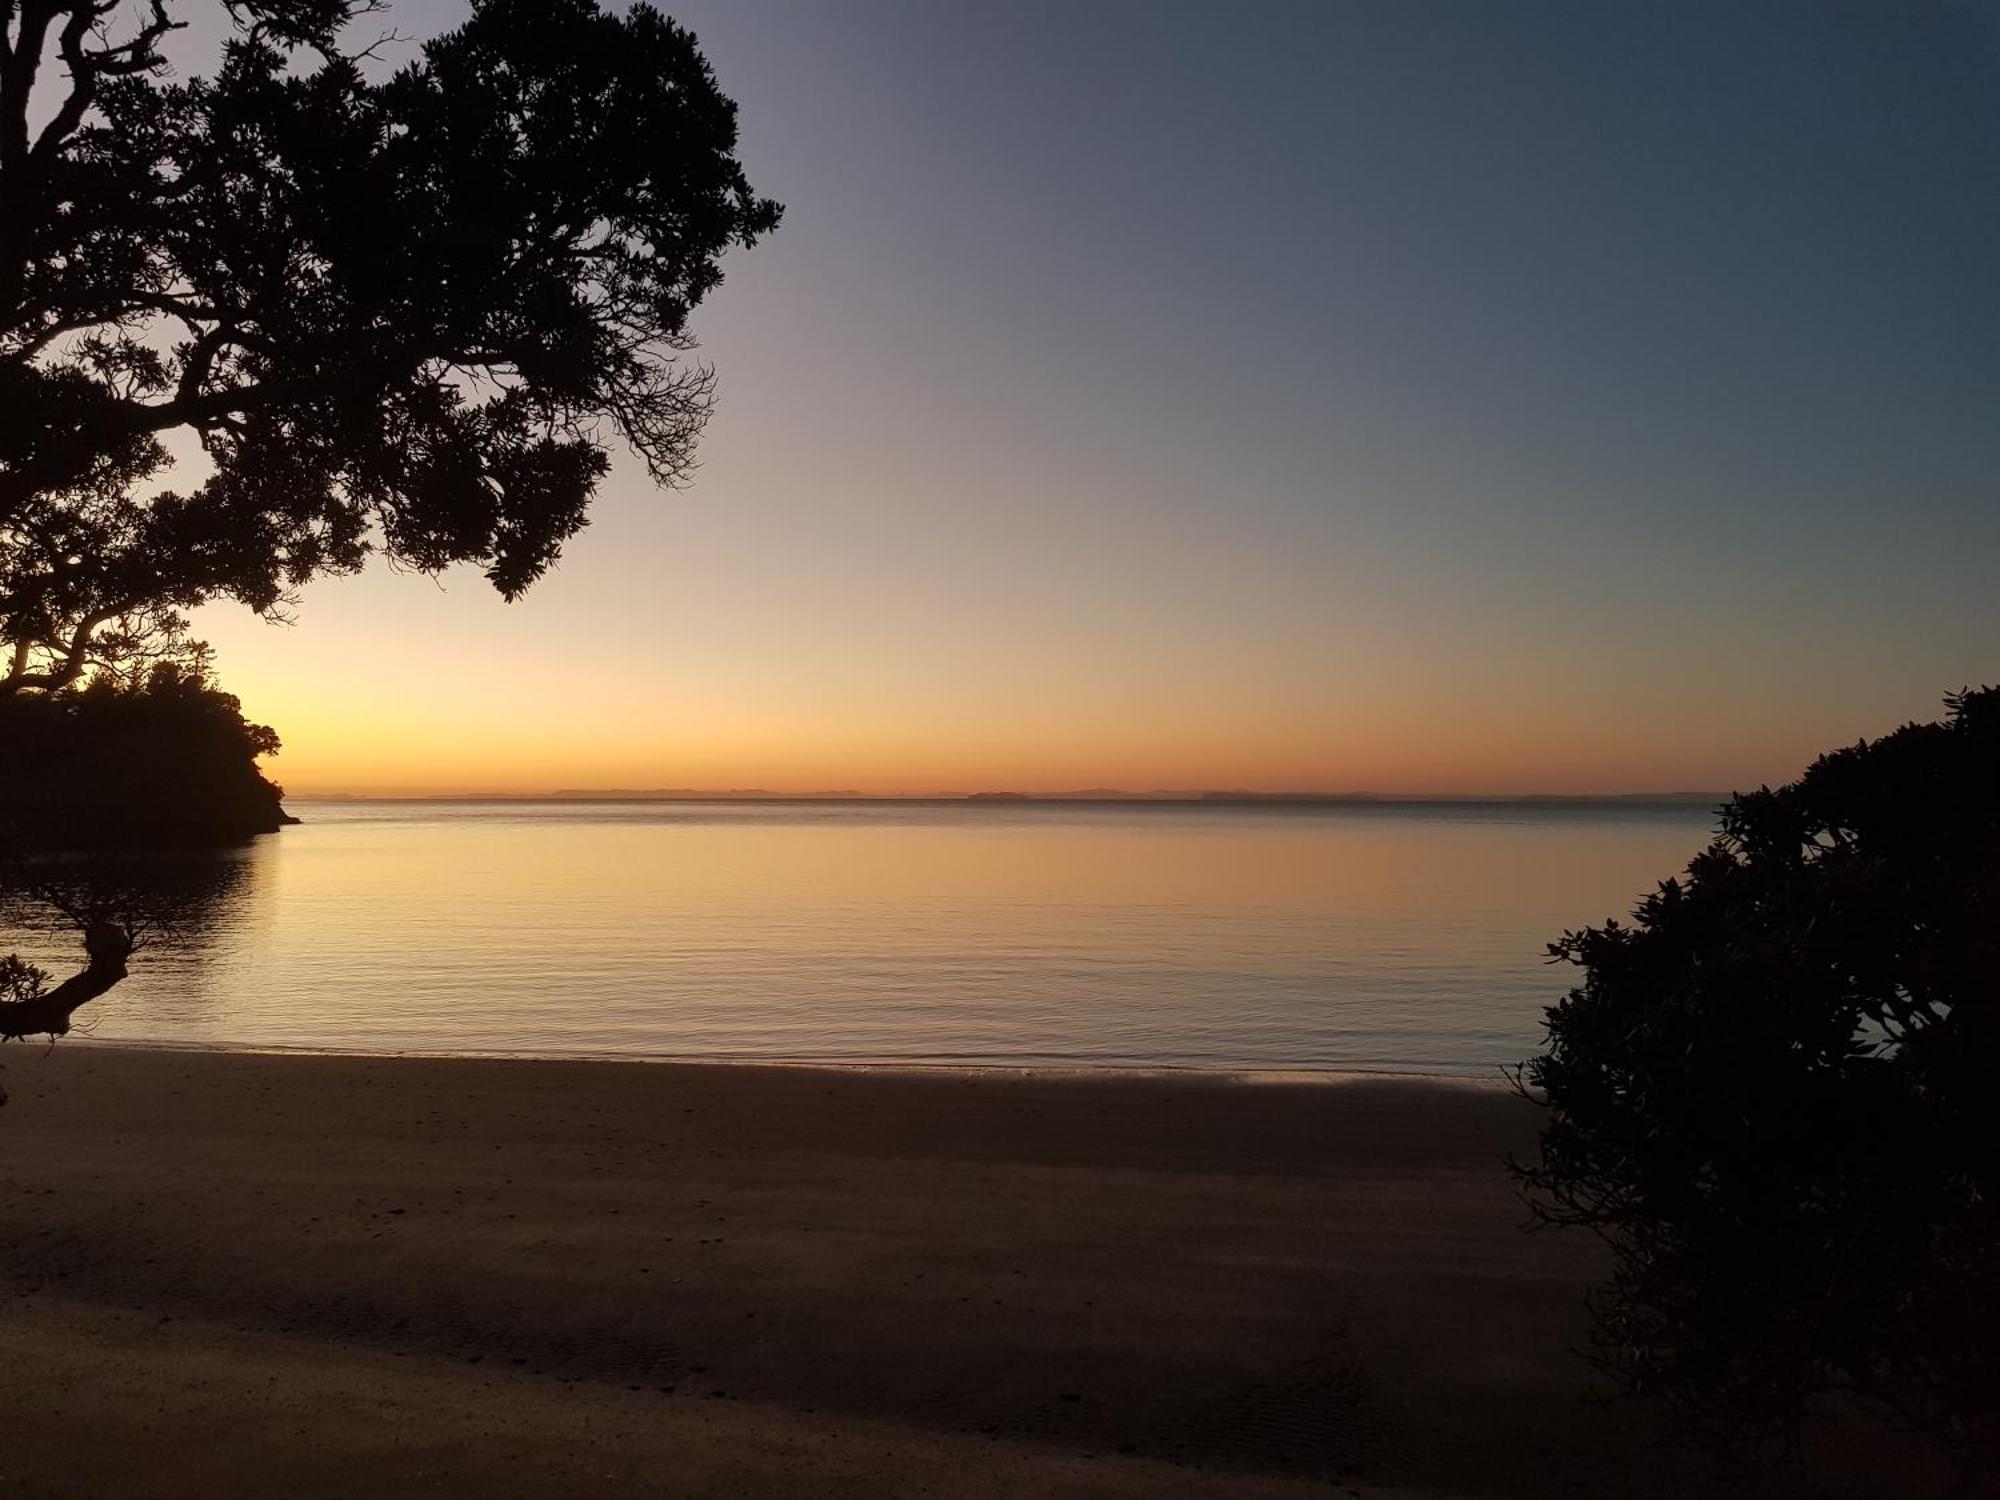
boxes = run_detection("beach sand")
[0,1047,1922,1497]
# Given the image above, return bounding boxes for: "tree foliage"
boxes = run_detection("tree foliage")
[1,0,779,691]
[0,661,289,847]
[2,0,777,1058]
[1516,689,1999,1484]
[0,662,282,1054]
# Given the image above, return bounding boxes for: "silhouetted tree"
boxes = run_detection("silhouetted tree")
[1,0,777,1038]
[0,663,285,1057]
[0,661,289,848]
[1,0,779,692]
[1516,689,1999,1490]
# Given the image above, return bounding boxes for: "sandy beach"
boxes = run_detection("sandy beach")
[0,1047,1919,1498]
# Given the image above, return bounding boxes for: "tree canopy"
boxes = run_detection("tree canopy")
[1,0,780,692]
[0,0,777,1051]
[0,661,289,847]
[1516,689,1999,1486]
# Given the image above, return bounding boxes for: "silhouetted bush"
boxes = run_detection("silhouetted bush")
[0,666,290,849]
[1517,689,1998,1486]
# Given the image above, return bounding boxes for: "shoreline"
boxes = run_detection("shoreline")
[63,1037,1513,1088]
[0,1045,1913,1497]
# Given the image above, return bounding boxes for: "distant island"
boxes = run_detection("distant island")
[295,787,1729,808]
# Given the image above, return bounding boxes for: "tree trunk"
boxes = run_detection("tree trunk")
[0,918,133,1052]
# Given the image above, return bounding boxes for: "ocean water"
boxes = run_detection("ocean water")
[8,798,1718,1075]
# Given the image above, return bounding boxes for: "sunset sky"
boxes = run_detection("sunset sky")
[179,0,2000,796]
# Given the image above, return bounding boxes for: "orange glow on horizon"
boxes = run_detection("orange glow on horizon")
[187,466,1973,805]
[239,656,1806,802]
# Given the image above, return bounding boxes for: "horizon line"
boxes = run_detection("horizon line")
[284,787,1733,806]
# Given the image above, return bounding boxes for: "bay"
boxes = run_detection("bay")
[10,798,1718,1075]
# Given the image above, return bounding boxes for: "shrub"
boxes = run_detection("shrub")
[1517,689,1998,1486]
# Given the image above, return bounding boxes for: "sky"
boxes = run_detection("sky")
[171,0,2000,795]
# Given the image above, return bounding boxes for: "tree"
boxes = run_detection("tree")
[1515,689,1999,1490]
[0,660,291,848]
[1,0,780,693]
[0,0,778,1049]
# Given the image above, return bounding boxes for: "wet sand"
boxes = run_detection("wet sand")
[0,1047,1915,1497]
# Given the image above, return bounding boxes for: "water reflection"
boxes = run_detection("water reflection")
[1,847,263,1035]
[2,801,1718,1072]
[0,804,1720,1072]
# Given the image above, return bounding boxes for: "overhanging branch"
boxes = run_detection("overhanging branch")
[0,916,133,1045]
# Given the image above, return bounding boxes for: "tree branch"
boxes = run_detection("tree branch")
[0,600,123,694]
[0,0,59,178]
[30,1,102,167]
[0,916,132,1045]
[32,0,180,167]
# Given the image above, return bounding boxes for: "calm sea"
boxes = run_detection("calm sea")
[11,798,1719,1075]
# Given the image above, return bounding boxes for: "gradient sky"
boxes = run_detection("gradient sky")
[173,1,2000,795]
